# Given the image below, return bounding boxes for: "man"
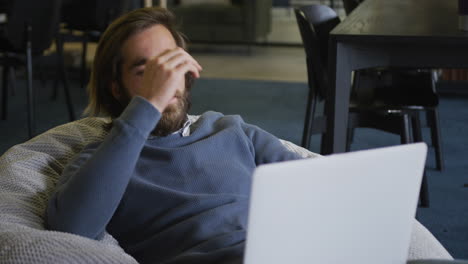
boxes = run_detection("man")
[46,7,302,264]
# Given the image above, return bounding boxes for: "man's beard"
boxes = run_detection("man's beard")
[152,89,191,137]
[116,87,191,137]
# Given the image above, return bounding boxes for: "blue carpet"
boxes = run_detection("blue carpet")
[0,77,467,258]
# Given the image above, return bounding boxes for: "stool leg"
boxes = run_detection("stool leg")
[427,109,444,171]
[80,34,88,90]
[51,34,62,101]
[301,91,317,150]
[412,115,430,208]
[56,33,76,121]
[400,114,412,144]
[9,67,16,96]
[2,66,9,120]
[346,114,357,152]
[26,26,35,138]
[419,172,430,208]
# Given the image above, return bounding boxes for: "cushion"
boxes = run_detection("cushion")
[0,117,137,264]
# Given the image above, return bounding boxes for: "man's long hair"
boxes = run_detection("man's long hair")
[84,7,191,118]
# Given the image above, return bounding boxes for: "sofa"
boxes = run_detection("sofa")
[166,0,272,43]
[0,117,453,263]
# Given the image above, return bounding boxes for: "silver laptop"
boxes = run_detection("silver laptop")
[244,143,427,264]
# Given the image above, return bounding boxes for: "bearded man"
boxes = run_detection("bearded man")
[46,7,302,264]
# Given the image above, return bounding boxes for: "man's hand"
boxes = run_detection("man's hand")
[137,47,202,112]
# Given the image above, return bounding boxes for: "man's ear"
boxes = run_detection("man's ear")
[111,81,121,100]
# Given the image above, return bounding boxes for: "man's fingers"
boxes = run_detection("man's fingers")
[175,61,200,78]
[165,53,202,72]
[155,48,182,63]
[164,51,202,72]
[154,48,202,71]
[164,52,189,69]
[151,49,201,78]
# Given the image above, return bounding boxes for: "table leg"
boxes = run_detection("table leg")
[322,42,352,154]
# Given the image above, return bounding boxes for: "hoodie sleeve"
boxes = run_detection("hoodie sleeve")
[46,96,161,239]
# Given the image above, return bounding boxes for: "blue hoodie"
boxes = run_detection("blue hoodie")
[47,96,302,264]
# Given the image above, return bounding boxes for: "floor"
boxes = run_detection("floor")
[189,45,308,83]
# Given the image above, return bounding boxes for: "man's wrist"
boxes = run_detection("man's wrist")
[149,99,165,114]
[119,96,162,136]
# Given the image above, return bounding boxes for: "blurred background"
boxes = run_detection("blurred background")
[0,0,467,259]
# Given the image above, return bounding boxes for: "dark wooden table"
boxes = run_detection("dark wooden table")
[323,0,468,154]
